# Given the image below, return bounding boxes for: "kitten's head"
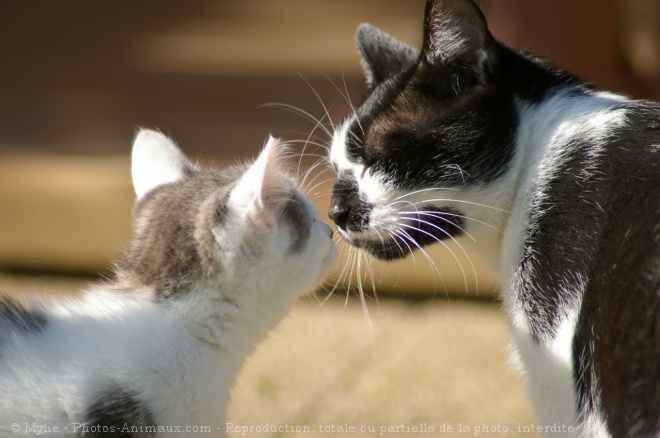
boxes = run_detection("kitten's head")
[328,0,516,261]
[119,129,336,306]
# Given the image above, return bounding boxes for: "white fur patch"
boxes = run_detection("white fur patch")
[510,307,579,432]
[330,120,365,179]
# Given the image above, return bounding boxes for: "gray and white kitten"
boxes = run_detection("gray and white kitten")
[0,130,336,436]
[327,0,659,436]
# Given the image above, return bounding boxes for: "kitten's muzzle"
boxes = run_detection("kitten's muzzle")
[318,220,334,239]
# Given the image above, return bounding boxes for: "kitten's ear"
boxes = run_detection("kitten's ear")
[131,129,196,200]
[421,0,493,69]
[356,24,419,86]
[230,136,281,229]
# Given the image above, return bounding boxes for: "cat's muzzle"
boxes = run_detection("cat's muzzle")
[329,200,465,261]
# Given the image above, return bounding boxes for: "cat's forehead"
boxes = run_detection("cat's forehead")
[330,122,363,174]
[330,86,424,176]
[333,79,438,167]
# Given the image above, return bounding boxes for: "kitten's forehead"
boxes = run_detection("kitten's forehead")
[134,167,235,212]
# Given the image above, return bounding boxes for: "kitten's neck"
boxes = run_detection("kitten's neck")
[160,280,297,356]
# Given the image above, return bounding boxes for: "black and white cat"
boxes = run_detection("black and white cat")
[327,0,659,436]
[0,130,336,436]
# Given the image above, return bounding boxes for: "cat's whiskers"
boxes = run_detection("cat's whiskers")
[259,100,332,184]
[386,225,441,295]
[390,226,449,298]
[397,209,476,243]
[299,73,337,135]
[318,69,365,137]
[290,76,337,181]
[260,103,333,139]
[388,198,476,240]
[387,196,509,214]
[299,161,334,196]
[280,138,331,199]
[318,238,355,305]
[355,251,374,333]
[283,139,331,154]
[299,140,327,185]
[272,77,388,327]
[342,78,366,138]
[386,188,510,214]
[300,161,330,195]
[413,209,503,235]
[389,187,460,203]
[343,246,361,307]
[264,86,375,315]
[394,222,471,296]
[384,196,506,236]
[399,215,478,294]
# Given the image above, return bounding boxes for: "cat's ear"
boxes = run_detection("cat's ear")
[230,136,281,229]
[131,129,196,200]
[356,24,419,86]
[421,0,493,70]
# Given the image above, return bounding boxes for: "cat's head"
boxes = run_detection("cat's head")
[328,0,517,261]
[120,129,336,306]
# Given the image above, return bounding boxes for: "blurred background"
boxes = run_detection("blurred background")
[1,0,658,279]
[0,1,658,435]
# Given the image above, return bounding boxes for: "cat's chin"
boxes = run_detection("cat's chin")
[354,239,411,261]
[343,207,466,261]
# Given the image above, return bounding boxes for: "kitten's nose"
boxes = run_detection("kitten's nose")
[328,204,351,231]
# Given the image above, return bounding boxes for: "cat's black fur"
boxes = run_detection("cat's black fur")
[328,0,659,435]
[82,387,155,438]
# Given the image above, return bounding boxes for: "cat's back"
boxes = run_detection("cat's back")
[594,99,659,281]
[532,95,659,297]
[611,100,659,171]
[0,289,218,429]
[573,98,660,436]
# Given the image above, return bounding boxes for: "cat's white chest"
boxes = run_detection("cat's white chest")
[497,169,583,434]
[507,305,580,433]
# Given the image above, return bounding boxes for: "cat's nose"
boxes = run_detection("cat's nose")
[328,204,351,231]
